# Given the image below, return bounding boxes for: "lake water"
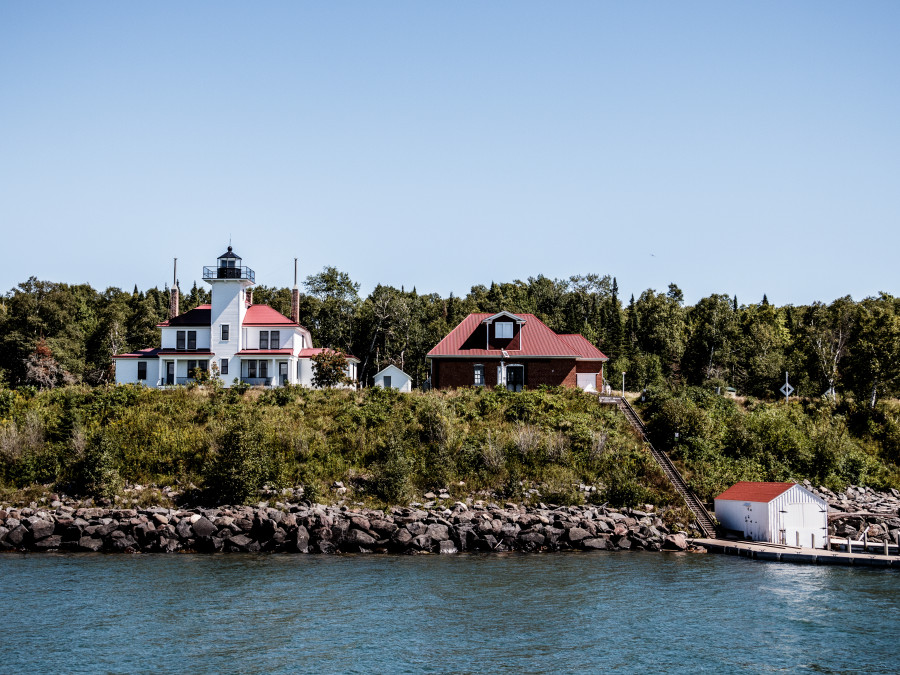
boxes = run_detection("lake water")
[0,551,897,674]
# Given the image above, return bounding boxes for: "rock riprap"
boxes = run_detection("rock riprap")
[0,501,690,555]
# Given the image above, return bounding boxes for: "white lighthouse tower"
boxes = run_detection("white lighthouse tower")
[205,246,255,380]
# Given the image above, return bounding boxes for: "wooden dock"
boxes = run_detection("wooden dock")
[691,538,900,568]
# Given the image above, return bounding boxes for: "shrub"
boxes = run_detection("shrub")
[203,414,270,504]
[77,430,123,500]
[370,435,413,503]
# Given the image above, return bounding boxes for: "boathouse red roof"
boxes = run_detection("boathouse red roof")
[714,482,796,503]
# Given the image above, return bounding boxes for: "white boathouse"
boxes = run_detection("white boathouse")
[714,482,829,549]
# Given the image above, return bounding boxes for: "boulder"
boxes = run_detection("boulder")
[292,525,310,553]
[411,534,433,551]
[345,529,377,549]
[77,536,104,552]
[29,519,55,540]
[7,525,28,547]
[175,519,194,539]
[192,516,217,539]
[582,537,608,550]
[405,521,428,537]
[426,524,450,541]
[438,540,458,554]
[34,535,62,550]
[663,533,688,551]
[567,527,590,543]
[226,534,254,552]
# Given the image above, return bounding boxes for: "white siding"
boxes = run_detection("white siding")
[114,359,159,387]
[210,278,250,383]
[373,365,412,392]
[161,327,211,349]
[715,484,829,549]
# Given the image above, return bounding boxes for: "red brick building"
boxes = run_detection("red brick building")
[427,311,608,391]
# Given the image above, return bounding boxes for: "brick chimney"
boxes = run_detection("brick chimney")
[168,258,179,319]
[291,257,300,324]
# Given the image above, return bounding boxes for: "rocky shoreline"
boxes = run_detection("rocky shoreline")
[808,482,900,544]
[0,498,697,555]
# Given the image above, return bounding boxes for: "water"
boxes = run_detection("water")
[0,551,897,674]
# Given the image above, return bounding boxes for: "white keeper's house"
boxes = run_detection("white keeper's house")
[113,247,358,388]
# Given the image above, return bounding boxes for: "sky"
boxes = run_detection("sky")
[1,2,898,306]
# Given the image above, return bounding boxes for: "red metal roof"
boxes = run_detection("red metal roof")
[427,313,606,359]
[157,350,215,357]
[236,349,294,356]
[113,348,162,359]
[557,334,609,360]
[157,305,212,327]
[714,482,796,503]
[243,304,300,326]
[299,347,360,363]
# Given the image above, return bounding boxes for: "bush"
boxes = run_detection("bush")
[370,435,413,503]
[203,414,270,504]
[77,430,123,500]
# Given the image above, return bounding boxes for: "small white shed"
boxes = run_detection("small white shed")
[373,364,412,392]
[714,482,829,549]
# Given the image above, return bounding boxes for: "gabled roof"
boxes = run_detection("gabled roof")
[427,312,607,360]
[374,364,410,378]
[557,334,609,361]
[243,304,300,327]
[483,311,526,324]
[714,482,796,503]
[157,305,212,327]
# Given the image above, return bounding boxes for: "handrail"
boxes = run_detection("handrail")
[606,396,716,537]
[203,266,256,283]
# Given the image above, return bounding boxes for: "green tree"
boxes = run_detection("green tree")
[311,350,352,388]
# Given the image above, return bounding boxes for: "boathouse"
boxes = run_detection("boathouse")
[714,482,829,549]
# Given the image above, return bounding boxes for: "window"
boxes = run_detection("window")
[383,375,392,389]
[221,324,229,341]
[495,322,513,339]
[176,331,185,350]
[187,330,197,350]
[474,364,484,386]
[248,361,257,378]
[137,362,147,381]
[269,331,280,348]
[220,358,228,375]
[259,360,268,378]
[259,331,269,349]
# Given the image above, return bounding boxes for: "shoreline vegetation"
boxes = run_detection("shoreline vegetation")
[1,385,898,509]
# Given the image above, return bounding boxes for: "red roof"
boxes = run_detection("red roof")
[157,350,215,356]
[299,347,360,363]
[157,305,212,327]
[243,304,300,326]
[557,334,609,360]
[113,348,162,359]
[236,349,294,356]
[427,313,608,360]
[714,482,796,502]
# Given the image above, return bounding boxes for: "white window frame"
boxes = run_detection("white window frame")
[495,322,513,339]
[474,364,484,386]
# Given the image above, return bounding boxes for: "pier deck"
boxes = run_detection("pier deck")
[691,538,900,568]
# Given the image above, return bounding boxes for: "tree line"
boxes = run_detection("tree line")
[2,270,899,405]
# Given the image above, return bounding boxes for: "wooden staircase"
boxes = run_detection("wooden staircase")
[599,395,717,537]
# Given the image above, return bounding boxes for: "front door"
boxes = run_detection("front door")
[166,362,175,385]
[279,362,288,386]
[506,365,524,392]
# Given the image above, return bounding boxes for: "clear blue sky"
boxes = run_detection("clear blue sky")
[1,2,898,306]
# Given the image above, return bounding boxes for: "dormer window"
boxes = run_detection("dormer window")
[496,322,513,339]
